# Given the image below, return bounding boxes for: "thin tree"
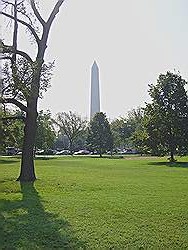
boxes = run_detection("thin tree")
[1,0,66,181]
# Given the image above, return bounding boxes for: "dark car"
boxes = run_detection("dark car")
[6,147,17,155]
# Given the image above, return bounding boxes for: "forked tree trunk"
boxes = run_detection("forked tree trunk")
[2,0,66,182]
[17,102,38,182]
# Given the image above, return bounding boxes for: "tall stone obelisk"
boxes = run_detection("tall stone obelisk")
[90,61,100,120]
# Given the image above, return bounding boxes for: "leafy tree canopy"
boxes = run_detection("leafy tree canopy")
[0,108,24,153]
[36,110,56,151]
[143,71,188,160]
[56,111,87,154]
[87,112,113,157]
[111,107,143,149]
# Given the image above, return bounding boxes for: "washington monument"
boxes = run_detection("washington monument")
[90,61,100,120]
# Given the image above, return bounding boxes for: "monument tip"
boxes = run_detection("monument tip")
[92,60,98,68]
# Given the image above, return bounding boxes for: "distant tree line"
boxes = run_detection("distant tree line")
[1,71,188,161]
[111,72,188,161]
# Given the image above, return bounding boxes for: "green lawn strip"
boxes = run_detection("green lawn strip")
[0,156,188,248]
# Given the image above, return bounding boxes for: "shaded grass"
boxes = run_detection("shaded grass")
[0,182,85,249]
[149,161,188,168]
[0,159,19,165]
[0,156,188,249]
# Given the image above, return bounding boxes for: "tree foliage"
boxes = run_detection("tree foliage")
[111,107,143,149]
[35,110,56,151]
[136,72,188,160]
[111,118,131,149]
[56,111,87,154]
[87,112,113,157]
[0,109,24,153]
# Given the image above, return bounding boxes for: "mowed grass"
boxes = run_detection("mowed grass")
[0,156,188,249]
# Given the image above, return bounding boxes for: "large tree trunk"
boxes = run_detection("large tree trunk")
[17,103,38,182]
[169,150,176,162]
[99,148,102,158]
[169,131,176,162]
[69,139,74,155]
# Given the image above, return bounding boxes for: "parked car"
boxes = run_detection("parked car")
[73,150,90,155]
[116,149,127,155]
[16,151,22,155]
[55,150,71,155]
[45,149,57,155]
[6,147,17,155]
[35,149,45,155]
[116,149,138,155]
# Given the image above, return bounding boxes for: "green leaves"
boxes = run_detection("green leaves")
[56,111,88,153]
[35,110,56,151]
[144,72,188,158]
[87,112,113,156]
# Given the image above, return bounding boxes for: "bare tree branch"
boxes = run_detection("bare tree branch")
[2,43,33,62]
[1,0,15,8]
[1,11,40,44]
[12,0,18,63]
[47,0,65,27]
[0,56,13,62]
[30,0,45,26]
[1,0,24,7]
[1,98,28,112]
[2,84,12,94]
[35,0,66,59]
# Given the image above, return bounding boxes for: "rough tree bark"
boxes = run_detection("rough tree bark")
[168,128,176,162]
[18,106,38,181]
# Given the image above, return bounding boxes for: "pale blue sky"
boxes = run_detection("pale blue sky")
[2,0,188,119]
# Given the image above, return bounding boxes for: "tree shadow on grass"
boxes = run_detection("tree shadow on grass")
[0,159,19,165]
[90,155,124,159]
[34,156,58,161]
[0,182,86,249]
[149,161,188,169]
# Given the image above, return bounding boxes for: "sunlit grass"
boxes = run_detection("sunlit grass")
[0,156,188,248]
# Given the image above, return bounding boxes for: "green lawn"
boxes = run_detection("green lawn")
[0,156,188,249]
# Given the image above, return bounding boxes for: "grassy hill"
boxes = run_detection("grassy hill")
[0,156,188,249]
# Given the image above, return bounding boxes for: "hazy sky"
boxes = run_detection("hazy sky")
[2,0,188,119]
